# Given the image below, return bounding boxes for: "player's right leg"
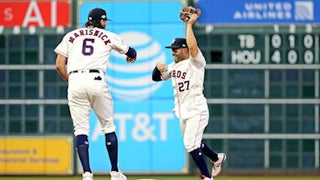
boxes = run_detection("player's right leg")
[91,82,125,179]
[105,132,119,172]
[103,131,127,180]
[183,114,212,179]
[189,148,212,179]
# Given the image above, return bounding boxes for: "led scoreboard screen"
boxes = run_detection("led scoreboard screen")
[224,24,319,65]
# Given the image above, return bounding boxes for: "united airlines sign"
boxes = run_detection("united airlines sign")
[197,0,320,24]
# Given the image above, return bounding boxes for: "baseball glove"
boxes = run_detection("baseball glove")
[179,6,201,22]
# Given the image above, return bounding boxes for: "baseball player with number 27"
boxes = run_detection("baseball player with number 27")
[54,8,136,180]
[152,6,226,180]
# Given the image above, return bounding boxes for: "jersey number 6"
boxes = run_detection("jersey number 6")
[82,38,95,56]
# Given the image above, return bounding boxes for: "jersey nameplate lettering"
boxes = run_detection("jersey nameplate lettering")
[68,29,111,45]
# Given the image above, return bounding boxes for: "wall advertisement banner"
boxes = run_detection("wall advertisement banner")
[0,136,74,174]
[0,0,71,27]
[80,1,187,173]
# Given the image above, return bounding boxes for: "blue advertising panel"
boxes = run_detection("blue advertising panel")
[80,1,186,173]
[196,0,320,25]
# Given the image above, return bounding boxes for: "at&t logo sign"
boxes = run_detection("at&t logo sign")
[107,31,167,101]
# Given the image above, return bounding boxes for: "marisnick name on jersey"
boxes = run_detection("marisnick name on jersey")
[68,28,111,45]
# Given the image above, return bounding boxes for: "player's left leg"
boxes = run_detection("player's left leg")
[68,82,93,178]
[200,140,226,177]
[76,135,92,174]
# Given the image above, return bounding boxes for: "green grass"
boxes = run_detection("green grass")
[0,176,320,180]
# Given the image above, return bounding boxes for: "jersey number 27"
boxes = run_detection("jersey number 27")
[178,80,190,92]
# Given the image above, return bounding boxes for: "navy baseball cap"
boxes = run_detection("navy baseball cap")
[165,38,188,49]
[88,8,111,21]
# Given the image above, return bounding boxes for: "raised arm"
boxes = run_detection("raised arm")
[185,12,200,59]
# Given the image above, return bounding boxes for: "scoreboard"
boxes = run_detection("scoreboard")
[200,24,320,99]
[199,24,319,65]
[196,24,320,171]
[230,25,318,65]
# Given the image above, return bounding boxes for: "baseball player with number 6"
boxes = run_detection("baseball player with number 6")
[54,8,136,180]
[152,6,226,180]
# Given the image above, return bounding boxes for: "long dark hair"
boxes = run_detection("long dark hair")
[84,20,104,29]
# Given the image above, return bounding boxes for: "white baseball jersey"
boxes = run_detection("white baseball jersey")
[54,27,129,73]
[54,27,130,136]
[161,49,208,120]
